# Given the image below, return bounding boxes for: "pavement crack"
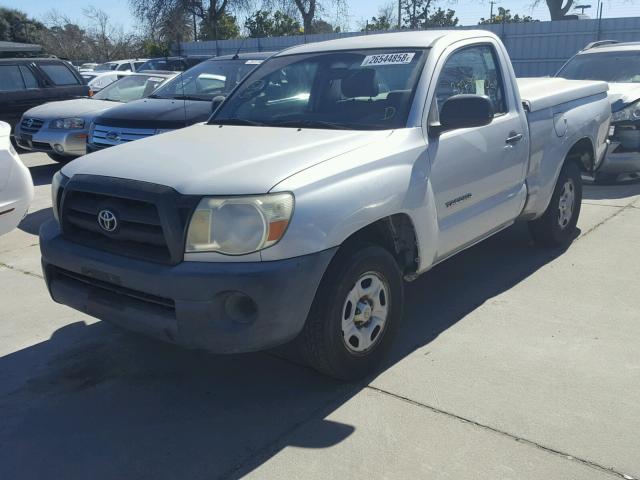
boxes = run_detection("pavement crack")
[0,261,43,279]
[577,202,637,242]
[366,385,635,480]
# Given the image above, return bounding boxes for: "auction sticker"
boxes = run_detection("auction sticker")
[361,52,415,66]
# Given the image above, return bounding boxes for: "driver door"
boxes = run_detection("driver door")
[427,43,529,260]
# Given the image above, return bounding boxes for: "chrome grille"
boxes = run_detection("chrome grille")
[90,124,156,148]
[20,118,44,134]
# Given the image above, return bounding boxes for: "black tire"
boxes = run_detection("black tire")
[298,244,404,381]
[594,172,619,185]
[47,153,74,163]
[529,161,582,247]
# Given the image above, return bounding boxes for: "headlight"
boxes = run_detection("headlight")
[51,171,69,222]
[185,193,294,255]
[611,102,640,123]
[51,117,85,129]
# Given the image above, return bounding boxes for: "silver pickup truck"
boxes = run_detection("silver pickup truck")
[40,30,610,380]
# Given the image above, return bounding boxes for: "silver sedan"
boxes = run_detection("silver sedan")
[14,72,176,163]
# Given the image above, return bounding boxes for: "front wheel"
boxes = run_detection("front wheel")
[299,244,403,381]
[529,161,582,247]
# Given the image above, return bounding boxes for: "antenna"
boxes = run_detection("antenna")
[233,36,249,59]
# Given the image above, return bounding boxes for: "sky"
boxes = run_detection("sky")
[3,0,640,33]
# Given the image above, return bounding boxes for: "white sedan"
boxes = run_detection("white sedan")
[0,122,34,236]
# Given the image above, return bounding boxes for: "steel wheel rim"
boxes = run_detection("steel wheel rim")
[341,271,390,355]
[557,179,575,229]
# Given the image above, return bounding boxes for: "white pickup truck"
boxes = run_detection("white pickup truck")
[40,31,610,380]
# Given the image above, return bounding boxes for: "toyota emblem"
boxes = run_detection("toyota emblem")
[97,209,118,233]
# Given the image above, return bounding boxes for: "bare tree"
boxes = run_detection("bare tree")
[83,6,142,60]
[39,10,93,60]
[545,0,574,19]
[130,0,248,40]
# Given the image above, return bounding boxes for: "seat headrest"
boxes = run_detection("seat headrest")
[341,68,379,98]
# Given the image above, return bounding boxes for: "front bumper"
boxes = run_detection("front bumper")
[602,125,640,174]
[15,124,88,157]
[40,220,336,353]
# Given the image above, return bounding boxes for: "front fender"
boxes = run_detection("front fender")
[262,128,438,270]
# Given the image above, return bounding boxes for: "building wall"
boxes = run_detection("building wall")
[176,17,640,77]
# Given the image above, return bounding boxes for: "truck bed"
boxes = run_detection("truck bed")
[517,77,609,112]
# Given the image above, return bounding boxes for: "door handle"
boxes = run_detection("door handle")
[505,132,524,144]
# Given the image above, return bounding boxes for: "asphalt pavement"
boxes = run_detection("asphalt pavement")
[1,152,639,480]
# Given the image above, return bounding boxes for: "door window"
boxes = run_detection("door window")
[117,63,131,71]
[19,66,39,88]
[0,65,25,91]
[435,45,507,115]
[39,63,80,85]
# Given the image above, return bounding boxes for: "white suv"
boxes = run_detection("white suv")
[556,40,640,183]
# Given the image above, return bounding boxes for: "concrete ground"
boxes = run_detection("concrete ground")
[1,152,639,480]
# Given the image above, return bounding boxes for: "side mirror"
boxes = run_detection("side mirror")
[211,95,226,114]
[431,95,494,136]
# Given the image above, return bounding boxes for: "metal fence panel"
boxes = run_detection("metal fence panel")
[176,17,640,77]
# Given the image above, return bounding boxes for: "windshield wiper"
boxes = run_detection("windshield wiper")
[171,94,208,101]
[270,119,361,130]
[209,118,267,127]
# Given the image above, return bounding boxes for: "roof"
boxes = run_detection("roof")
[0,57,64,64]
[275,30,498,56]
[0,41,41,53]
[580,42,640,54]
[210,51,276,61]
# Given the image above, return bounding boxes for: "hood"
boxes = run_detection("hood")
[62,124,391,195]
[24,99,117,120]
[606,83,640,111]
[94,98,211,129]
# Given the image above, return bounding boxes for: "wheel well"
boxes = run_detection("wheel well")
[341,214,419,277]
[566,137,595,172]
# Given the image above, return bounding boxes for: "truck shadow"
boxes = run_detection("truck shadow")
[28,163,60,187]
[582,179,640,201]
[0,223,568,480]
[18,207,53,235]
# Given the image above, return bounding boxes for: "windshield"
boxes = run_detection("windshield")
[210,49,428,130]
[93,74,168,102]
[94,63,118,72]
[557,51,640,82]
[151,59,262,101]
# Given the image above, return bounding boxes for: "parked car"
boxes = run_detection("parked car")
[41,31,610,380]
[15,71,177,162]
[87,52,273,151]
[0,58,88,133]
[556,40,640,182]
[137,55,213,72]
[80,59,148,82]
[78,63,98,72]
[87,71,133,93]
[0,122,33,236]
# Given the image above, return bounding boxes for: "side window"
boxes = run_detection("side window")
[38,63,80,86]
[435,45,507,115]
[0,65,25,91]
[19,66,39,88]
[117,63,131,71]
[133,61,145,70]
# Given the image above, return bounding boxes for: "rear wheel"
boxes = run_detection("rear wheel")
[529,161,582,247]
[299,244,403,381]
